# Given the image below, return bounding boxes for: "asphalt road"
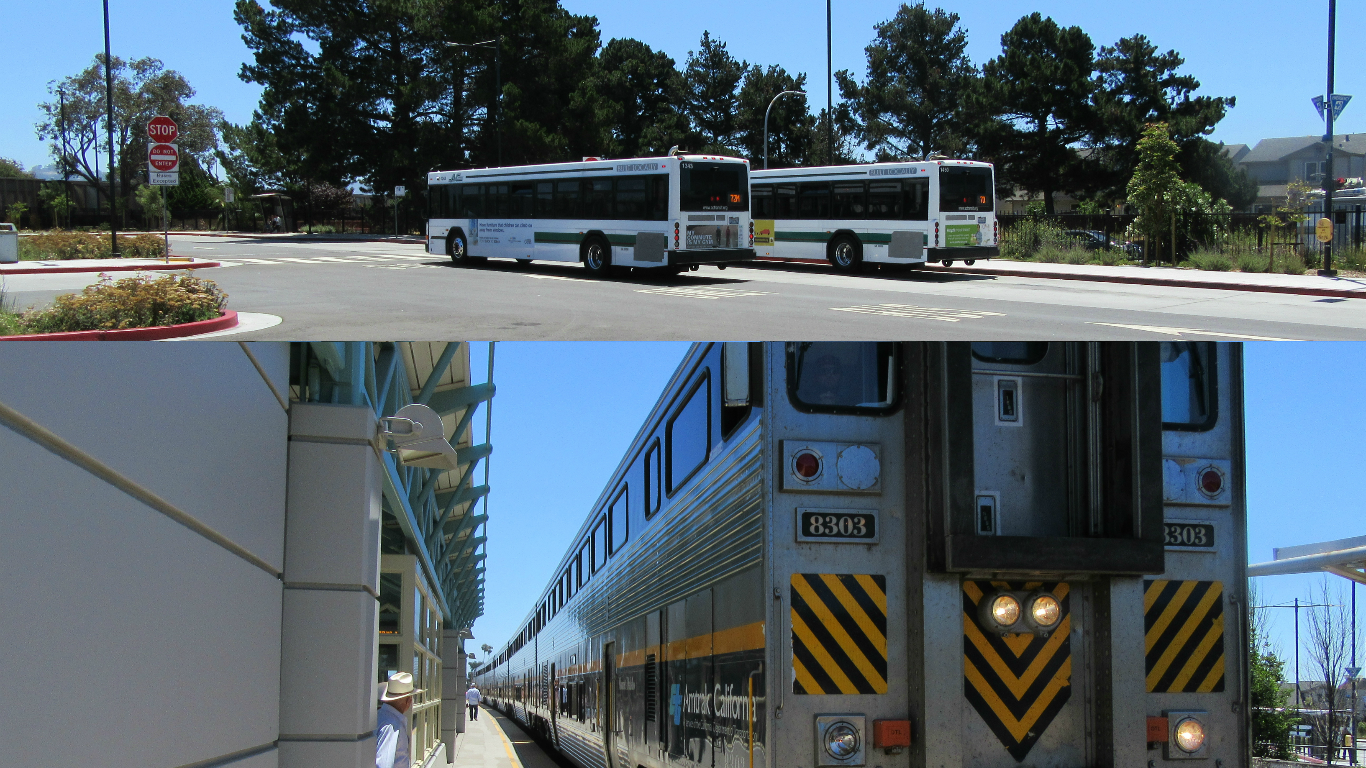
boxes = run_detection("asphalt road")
[8,235,1366,340]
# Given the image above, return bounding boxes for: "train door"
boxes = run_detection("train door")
[550,662,558,745]
[664,590,713,768]
[604,642,618,768]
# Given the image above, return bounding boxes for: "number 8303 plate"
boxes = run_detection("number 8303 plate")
[797,508,879,543]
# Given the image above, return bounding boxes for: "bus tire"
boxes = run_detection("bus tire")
[517,258,533,267]
[942,259,953,267]
[829,235,862,272]
[581,237,612,277]
[447,230,470,266]
[965,259,976,266]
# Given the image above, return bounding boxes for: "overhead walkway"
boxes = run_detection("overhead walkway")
[1249,534,1366,584]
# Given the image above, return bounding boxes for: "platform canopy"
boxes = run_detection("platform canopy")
[1248,534,1366,585]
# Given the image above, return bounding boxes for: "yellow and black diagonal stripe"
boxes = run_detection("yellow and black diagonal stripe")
[790,573,887,694]
[963,581,1072,762]
[1144,580,1225,693]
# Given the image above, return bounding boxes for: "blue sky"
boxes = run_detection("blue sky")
[3,0,1364,171]
[467,341,1364,678]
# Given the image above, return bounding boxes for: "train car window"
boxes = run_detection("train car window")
[1161,341,1217,431]
[609,486,629,554]
[592,514,608,571]
[667,373,712,494]
[787,342,900,414]
[971,342,1048,365]
[721,342,752,439]
[576,543,589,587]
[644,440,662,518]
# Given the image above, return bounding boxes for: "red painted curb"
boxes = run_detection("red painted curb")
[3,310,238,341]
[0,260,220,275]
[929,264,1366,300]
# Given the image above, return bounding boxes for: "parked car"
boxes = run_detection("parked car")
[1065,229,1142,258]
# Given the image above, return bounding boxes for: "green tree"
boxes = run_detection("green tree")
[35,55,223,222]
[1180,139,1258,211]
[595,38,691,158]
[835,3,976,160]
[39,182,79,228]
[736,65,815,167]
[1089,35,1236,202]
[0,158,35,178]
[683,32,747,153]
[1249,582,1298,758]
[971,13,1096,214]
[1126,123,1183,258]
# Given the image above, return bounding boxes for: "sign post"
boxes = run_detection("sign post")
[146,116,179,262]
[394,186,406,237]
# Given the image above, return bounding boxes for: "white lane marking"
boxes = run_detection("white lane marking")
[830,303,1005,321]
[527,274,593,282]
[221,258,283,264]
[1087,322,1298,341]
[193,246,216,250]
[362,263,440,269]
[637,286,773,300]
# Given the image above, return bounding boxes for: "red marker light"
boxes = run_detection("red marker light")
[794,451,821,479]
[1200,468,1223,495]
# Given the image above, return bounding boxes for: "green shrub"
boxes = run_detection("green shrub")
[18,231,165,260]
[14,272,227,334]
[1090,249,1128,267]
[1237,251,1268,273]
[1187,250,1234,271]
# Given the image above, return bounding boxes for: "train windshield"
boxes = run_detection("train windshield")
[1161,342,1216,430]
[787,342,900,413]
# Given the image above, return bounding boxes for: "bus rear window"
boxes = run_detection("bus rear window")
[939,166,993,212]
[787,342,900,413]
[680,162,748,212]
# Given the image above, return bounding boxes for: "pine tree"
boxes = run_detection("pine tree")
[683,32,747,153]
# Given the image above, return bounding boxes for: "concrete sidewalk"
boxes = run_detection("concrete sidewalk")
[447,706,561,768]
[173,230,425,244]
[930,259,1366,299]
[0,257,220,275]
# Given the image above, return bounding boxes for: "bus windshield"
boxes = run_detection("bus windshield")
[939,166,993,212]
[680,162,748,212]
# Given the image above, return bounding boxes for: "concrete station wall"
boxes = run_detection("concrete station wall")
[0,342,292,768]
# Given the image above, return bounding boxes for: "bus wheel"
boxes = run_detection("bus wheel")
[965,259,976,266]
[447,231,470,266]
[942,259,953,267]
[581,237,612,277]
[516,258,533,267]
[829,235,862,272]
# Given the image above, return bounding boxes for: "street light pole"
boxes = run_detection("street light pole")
[826,0,833,165]
[446,39,503,166]
[102,0,119,255]
[1320,0,1338,276]
[764,90,806,170]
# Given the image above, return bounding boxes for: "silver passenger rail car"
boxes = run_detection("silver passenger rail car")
[474,342,1247,768]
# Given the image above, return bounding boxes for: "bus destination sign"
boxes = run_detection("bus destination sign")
[797,508,879,544]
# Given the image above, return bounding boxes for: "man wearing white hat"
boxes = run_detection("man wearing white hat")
[376,672,422,768]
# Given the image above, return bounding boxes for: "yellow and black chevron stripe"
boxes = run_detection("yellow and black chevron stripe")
[790,573,887,694]
[963,581,1072,762]
[1144,580,1225,693]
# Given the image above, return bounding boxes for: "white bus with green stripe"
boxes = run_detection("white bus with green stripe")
[750,159,998,271]
[426,155,754,276]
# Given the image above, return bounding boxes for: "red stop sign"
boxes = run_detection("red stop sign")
[147,115,178,143]
[149,143,179,172]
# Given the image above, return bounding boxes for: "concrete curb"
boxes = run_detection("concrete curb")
[1,259,220,275]
[172,231,425,244]
[928,263,1366,300]
[3,310,239,341]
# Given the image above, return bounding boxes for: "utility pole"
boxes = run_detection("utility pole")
[59,88,72,230]
[103,0,119,255]
[1259,599,1332,707]
[1352,582,1358,766]
[826,0,833,166]
[1320,0,1339,275]
[764,90,806,169]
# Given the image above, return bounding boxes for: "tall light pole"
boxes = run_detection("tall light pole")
[446,39,503,167]
[102,0,119,255]
[826,0,833,165]
[764,90,806,169]
[1320,0,1338,276]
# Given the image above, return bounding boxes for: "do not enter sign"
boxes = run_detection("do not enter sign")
[147,115,178,143]
[149,143,179,172]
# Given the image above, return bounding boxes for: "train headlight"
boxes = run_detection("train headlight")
[1029,594,1060,630]
[1163,711,1209,759]
[989,594,1020,628]
[1174,719,1205,752]
[824,722,860,759]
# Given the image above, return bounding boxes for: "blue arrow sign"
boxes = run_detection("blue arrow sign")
[1330,94,1351,122]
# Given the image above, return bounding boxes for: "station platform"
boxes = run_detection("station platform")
[446,707,564,768]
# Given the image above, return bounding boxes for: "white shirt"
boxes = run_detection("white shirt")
[465,687,481,705]
[376,702,410,768]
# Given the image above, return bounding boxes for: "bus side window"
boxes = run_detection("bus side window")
[903,178,929,220]
[586,178,614,219]
[462,185,484,218]
[555,181,581,219]
[649,175,669,221]
[867,181,901,219]
[610,485,628,554]
[510,183,534,218]
[491,184,511,217]
[616,177,647,220]
[751,184,773,218]
[535,182,553,218]
[774,184,797,218]
[797,181,830,220]
[832,181,867,219]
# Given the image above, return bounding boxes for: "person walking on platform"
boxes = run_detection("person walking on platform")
[377,672,421,768]
[465,684,482,721]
